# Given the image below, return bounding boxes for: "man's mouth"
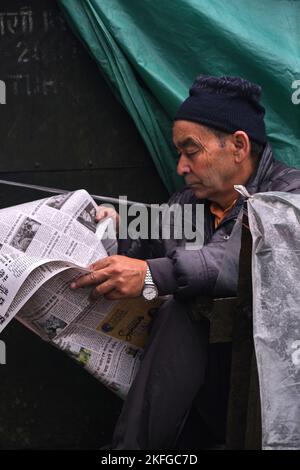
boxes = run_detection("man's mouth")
[186,181,202,188]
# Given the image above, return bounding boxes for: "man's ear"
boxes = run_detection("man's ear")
[232,131,250,162]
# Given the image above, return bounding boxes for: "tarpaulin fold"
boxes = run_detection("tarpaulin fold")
[58,0,300,193]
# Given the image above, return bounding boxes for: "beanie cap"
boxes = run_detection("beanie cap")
[174,75,267,144]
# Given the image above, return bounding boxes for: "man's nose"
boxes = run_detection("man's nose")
[177,154,191,176]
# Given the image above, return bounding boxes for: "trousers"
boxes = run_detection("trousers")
[112,297,210,450]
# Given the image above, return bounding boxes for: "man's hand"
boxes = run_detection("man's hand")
[95,206,120,234]
[70,255,148,300]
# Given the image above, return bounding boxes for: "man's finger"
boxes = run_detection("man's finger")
[104,290,124,300]
[90,279,116,299]
[95,208,108,222]
[70,269,109,289]
[89,257,110,271]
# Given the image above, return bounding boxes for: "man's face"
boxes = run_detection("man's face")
[173,120,237,202]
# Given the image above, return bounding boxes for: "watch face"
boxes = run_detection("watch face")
[143,285,158,301]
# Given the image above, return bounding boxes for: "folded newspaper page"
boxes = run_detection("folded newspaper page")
[0,190,163,398]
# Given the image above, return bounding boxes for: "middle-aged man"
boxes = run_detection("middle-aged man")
[71,76,300,449]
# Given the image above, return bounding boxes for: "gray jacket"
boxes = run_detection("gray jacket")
[120,144,300,299]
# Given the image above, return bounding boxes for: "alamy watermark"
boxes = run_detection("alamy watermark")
[101,197,205,251]
[291,80,300,105]
[0,80,6,104]
[0,340,6,364]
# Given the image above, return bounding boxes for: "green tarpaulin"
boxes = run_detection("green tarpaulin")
[59,0,300,194]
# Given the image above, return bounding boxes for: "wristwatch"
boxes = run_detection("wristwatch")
[142,265,158,301]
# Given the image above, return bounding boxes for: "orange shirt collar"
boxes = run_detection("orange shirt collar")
[210,199,237,229]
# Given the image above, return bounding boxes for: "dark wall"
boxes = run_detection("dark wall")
[0,0,168,449]
[0,0,168,205]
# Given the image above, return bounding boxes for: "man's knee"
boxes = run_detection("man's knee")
[150,296,208,333]
[147,297,187,338]
[145,296,209,367]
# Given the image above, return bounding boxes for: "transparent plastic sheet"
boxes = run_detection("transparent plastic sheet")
[247,192,300,450]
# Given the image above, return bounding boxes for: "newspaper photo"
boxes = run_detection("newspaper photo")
[0,189,163,398]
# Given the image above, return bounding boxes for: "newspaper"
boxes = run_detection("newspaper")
[0,190,162,398]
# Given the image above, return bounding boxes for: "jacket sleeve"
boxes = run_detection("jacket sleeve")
[118,238,165,260]
[117,188,190,260]
[148,214,242,299]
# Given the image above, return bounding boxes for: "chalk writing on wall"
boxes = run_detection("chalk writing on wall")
[0,6,83,97]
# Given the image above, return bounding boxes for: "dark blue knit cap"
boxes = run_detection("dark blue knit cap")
[174,75,267,144]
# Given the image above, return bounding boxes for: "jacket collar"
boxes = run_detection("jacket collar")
[210,143,274,227]
[245,143,274,194]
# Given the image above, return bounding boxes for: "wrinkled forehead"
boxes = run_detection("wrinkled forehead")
[172,120,209,148]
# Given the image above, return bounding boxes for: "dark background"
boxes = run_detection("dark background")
[0,0,168,449]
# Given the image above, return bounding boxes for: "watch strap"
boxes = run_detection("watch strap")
[144,265,155,286]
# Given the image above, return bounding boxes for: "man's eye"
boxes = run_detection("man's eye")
[186,150,199,157]
[175,149,200,161]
